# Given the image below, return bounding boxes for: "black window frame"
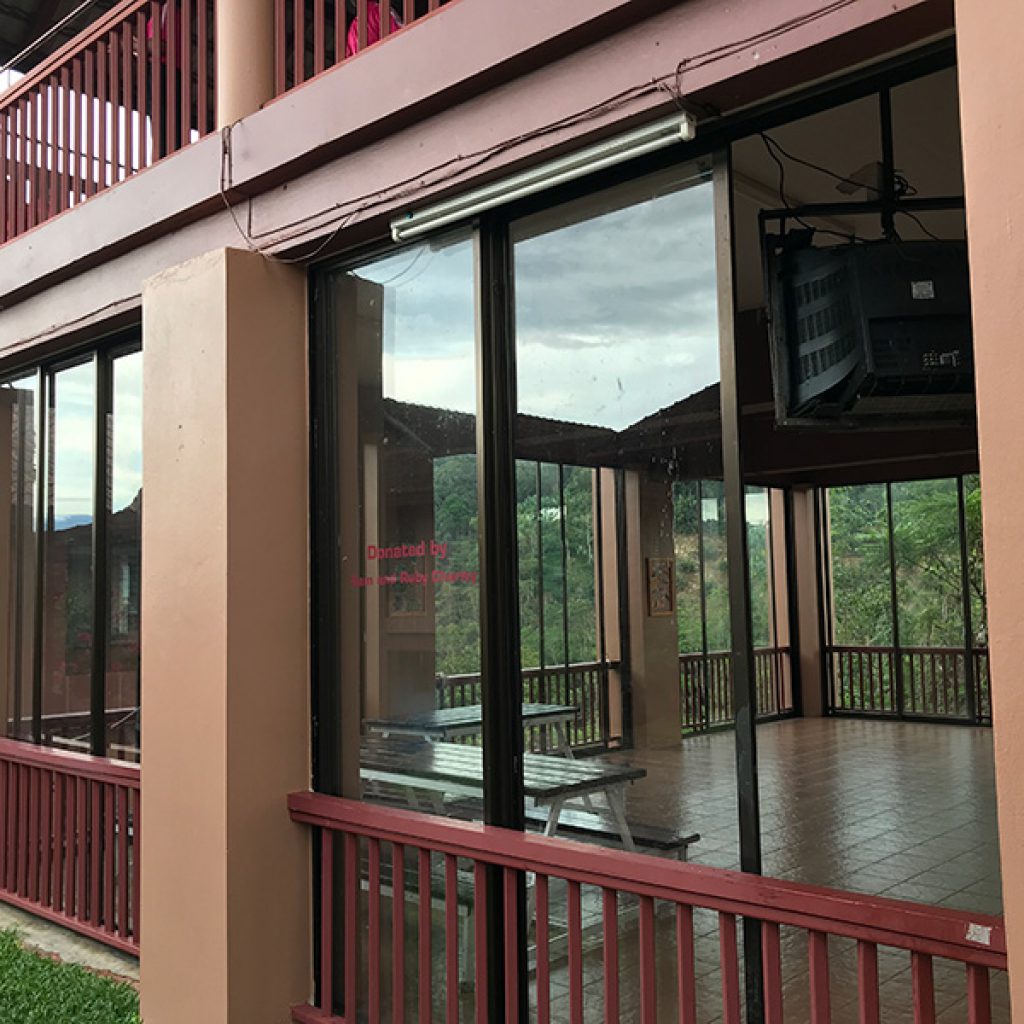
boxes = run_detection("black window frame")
[0,329,142,758]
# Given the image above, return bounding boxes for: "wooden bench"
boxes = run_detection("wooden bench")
[441,797,699,860]
[523,807,699,860]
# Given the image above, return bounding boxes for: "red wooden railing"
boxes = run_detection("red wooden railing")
[0,737,140,955]
[289,793,1007,1024]
[436,660,610,752]
[679,646,793,733]
[0,0,215,245]
[274,0,453,94]
[828,645,991,723]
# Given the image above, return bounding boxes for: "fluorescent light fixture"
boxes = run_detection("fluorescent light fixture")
[390,111,696,243]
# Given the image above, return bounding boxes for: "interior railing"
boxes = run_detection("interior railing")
[828,645,991,723]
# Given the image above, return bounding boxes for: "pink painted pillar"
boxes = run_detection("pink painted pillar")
[956,0,1024,1012]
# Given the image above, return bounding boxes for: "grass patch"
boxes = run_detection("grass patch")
[0,929,140,1024]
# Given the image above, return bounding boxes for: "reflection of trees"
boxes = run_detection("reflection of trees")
[829,479,986,648]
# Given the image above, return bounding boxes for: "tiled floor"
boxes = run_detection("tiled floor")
[609,717,1002,915]
[356,718,1007,1024]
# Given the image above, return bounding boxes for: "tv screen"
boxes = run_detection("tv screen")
[764,238,974,427]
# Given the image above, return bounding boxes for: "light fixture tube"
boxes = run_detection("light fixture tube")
[390,111,696,243]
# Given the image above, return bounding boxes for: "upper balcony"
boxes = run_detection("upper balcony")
[0,0,453,246]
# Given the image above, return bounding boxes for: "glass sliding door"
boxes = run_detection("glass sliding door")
[41,361,96,752]
[106,350,143,760]
[510,160,734,846]
[1,374,39,742]
[320,232,483,803]
[0,338,142,758]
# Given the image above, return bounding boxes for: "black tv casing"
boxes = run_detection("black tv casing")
[765,238,975,428]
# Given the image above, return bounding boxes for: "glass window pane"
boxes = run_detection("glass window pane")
[511,162,737,860]
[745,486,771,651]
[327,234,482,814]
[892,477,966,717]
[106,351,142,761]
[42,361,95,752]
[827,484,893,646]
[1,375,39,742]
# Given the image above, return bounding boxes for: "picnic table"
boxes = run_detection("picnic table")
[364,702,579,757]
[360,736,647,851]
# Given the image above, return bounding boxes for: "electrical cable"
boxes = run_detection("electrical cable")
[215,0,890,259]
[759,132,865,245]
[761,131,881,196]
[896,209,945,243]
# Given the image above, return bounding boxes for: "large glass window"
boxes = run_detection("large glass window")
[42,361,96,751]
[0,340,141,760]
[510,161,736,840]
[824,475,986,721]
[322,233,483,805]
[106,351,142,760]
[1,374,39,743]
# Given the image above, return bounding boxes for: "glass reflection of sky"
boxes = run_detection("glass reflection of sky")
[53,362,95,529]
[514,179,719,431]
[354,237,476,415]
[112,351,142,513]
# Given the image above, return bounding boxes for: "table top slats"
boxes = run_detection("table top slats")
[364,702,577,738]
[361,736,645,799]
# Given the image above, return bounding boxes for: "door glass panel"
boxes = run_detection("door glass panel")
[41,361,95,752]
[324,233,483,806]
[510,161,741,882]
[892,477,966,718]
[1,374,39,742]
[106,351,142,760]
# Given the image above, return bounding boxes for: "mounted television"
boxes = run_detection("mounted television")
[764,237,975,428]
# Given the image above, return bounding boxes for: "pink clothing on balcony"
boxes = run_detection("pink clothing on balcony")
[146,5,183,66]
[345,3,403,57]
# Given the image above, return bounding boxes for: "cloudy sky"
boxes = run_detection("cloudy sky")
[350,175,721,433]
[4,350,142,528]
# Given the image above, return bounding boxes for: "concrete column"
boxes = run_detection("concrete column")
[956,1,1024,1009]
[216,0,276,127]
[140,248,311,1024]
[624,469,682,749]
[789,487,824,717]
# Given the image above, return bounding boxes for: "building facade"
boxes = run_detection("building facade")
[0,1,1022,1022]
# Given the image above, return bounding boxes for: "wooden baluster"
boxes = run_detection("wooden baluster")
[90,780,102,925]
[418,849,431,1024]
[472,861,486,1024]
[719,913,741,1024]
[357,0,367,51]
[911,952,936,1024]
[503,867,519,1024]
[116,785,129,936]
[179,0,192,150]
[104,783,116,932]
[27,765,39,901]
[368,838,381,1024]
[966,964,991,1024]
[536,874,551,1024]
[344,833,359,1021]
[639,895,657,1024]
[320,830,334,1015]
[857,940,879,1024]
[762,921,784,1024]
[809,931,831,1024]
[568,880,583,1024]
[602,889,619,1024]
[677,904,697,1024]
[445,854,458,1024]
